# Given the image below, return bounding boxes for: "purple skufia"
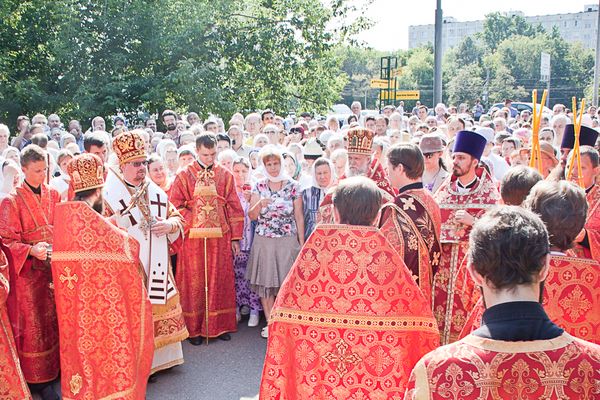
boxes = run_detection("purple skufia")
[561,124,599,149]
[453,130,487,161]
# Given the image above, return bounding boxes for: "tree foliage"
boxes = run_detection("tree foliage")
[0,0,371,129]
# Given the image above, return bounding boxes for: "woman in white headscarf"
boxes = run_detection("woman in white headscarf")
[246,145,304,339]
[49,149,73,200]
[301,157,335,240]
[156,139,178,177]
[0,159,21,199]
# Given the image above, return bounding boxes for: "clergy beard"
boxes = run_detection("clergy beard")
[346,164,369,178]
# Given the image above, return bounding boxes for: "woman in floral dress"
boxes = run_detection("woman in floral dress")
[247,145,305,338]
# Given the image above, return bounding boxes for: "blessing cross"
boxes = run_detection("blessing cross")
[118,199,137,225]
[59,266,78,290]
[150,193,167,218]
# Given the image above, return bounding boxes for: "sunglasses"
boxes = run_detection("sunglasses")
[264,130,278,135]
[424,153,438,159]
[129,160,148,167]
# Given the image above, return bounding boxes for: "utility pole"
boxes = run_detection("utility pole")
[593,3,600,106]
[433,0,443,106]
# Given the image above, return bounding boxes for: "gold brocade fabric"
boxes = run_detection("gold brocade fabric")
[260,225,440,399]
[190,168,223,239]
[404,333,600,399]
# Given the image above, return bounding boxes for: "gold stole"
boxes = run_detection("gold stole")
[189,167,223,239]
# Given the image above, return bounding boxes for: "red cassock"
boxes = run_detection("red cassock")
[51,201,154,399]
[318,158,396,224]
[404,333,600,399]
[260,225,440,399]
[432,168,500,345]
[460,253,600,344]
[0,239,32,399]
[379,187,442,306]
[169,162,244,338]
[0,184,60,383]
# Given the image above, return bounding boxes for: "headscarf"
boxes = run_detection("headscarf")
[310,157,336,190]
[156,139,177,159]
[283,151,302,181]
[258,145,289,183]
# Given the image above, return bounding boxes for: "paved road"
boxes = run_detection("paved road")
[147,316,267,400]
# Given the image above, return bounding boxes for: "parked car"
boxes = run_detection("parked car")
[489,102,552,115]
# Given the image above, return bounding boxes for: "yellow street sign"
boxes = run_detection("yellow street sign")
[379,90,420,100]
[396,90,420,100]
[370,79,391,89]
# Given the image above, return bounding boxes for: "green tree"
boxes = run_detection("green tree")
[446,64,484,105]
[479,12,537,51]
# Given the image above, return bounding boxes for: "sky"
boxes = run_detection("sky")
[358,0,595,50]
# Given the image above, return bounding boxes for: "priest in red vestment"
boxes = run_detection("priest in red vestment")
[318,128,395,224]
[0,239,31,400]
[570,146,600,259]
[170,133,244,344]
[461,180,600,344]
[432,130,500,344]
[379,143,441,306]
[52,153,154,399]
[261,177,440,399]
[404,206,600,400]
[0,145,60,398]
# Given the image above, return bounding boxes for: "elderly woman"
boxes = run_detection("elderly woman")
[157,139,179,177]
[302,157,335,239]
[247,145,304,338]
[253,134,269,149]
[147,154,173,194]
[0,159,21,199]
[1,147,20,165]
[330,148,348,179]
[283,151,311,190]
[217,149,238,171]
[49,150,73,200]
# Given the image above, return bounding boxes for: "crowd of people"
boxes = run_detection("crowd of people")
[0,98,598,399]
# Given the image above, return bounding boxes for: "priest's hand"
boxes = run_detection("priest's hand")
[151,216,173,236]
[30,242,49,261]
[455,210,474,226]
[232,240,240,257]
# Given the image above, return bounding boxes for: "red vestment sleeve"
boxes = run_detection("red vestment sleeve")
[0,196,32,276]
[222,170,244,241]
[169,171,194,236]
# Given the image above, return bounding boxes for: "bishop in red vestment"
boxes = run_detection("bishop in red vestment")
[0,145,60,386]
[432,130,499,344]
[318,128,395,224]
[405,207,600,400]
[0,239,31,400]
[170,134,244,342]
[52,154,154,399]
[261,177,440,399]
[379,144,442,306]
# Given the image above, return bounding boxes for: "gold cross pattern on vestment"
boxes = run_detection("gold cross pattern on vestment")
[201,203,215,214]
[60,266,78,289]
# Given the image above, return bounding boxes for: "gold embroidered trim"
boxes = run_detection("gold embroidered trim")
[461,332,574,353]
[52,251,135,263]
[271,308,439,333]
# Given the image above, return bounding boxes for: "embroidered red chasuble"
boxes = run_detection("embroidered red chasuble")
[0,240,31,399]
[260,225,440,399]
[52,202,154,399]
[460,253,600,344]
[404,333,600,399]
[170,162,244,338]
[432,168,500,345]
[0,184,60,383]
[379,188,442,306]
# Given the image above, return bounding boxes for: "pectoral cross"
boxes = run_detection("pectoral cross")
[59,266,78,289]
[150,193,167,218]
[118,199,137,225]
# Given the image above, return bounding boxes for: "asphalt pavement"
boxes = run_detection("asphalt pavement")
[146,315,267,400]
